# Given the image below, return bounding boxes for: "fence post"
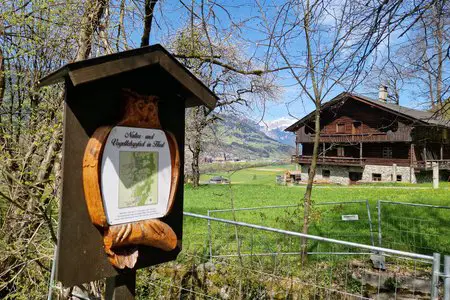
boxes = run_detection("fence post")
[47,245,58,300]
[365,200,375,246]
[377,200,382,247]
[445,255,450,300]
[207,210,212,261]
[432,253,441,299]
[432,161,439,189]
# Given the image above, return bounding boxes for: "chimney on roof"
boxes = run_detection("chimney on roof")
[378,85,388,102]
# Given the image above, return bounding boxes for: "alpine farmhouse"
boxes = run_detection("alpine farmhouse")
[285,89,450,184]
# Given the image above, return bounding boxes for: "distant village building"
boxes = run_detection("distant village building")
[285,90,450,185]
[213,153,227,163]
[209,153,241,163]
[283,170,302,184]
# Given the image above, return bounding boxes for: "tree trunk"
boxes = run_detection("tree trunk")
[140,0,158,47]
[0,47,4,138]
[434,0,443,108]
[191,132,201,187]
[116,0,126,51]
[300,103,321,263]
[190,107,203,188]
[76,0,108,61]
[0,47,4,106]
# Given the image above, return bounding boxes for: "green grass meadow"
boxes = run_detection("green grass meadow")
[183,164,450,257]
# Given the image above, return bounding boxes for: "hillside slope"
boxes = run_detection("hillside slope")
[202,114,294,161]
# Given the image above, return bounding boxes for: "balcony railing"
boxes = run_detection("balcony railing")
[291,155,450,169]
[416,160,450,170]
[296,132,412,143]
[291,155,365,166]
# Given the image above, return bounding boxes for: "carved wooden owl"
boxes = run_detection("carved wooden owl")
[82,89,180,269]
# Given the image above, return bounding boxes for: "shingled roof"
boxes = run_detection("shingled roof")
[285,92,450,132]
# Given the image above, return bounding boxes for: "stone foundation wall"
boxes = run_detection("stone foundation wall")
[300,164,417,185]
[300,165,355,185]
[361,165,416,183]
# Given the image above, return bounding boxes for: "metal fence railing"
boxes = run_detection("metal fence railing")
[444,255,450,300]
[182,212,443,299]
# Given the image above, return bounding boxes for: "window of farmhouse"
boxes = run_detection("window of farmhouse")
[382,147,393,159]
[353,121,362,128]
[372,173,382,181]
[396,175,402,182]
[337,147,345,157]
[322,169,331,178]
[336,123,345,133]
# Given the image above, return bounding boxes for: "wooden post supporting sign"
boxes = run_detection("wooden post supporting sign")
[105,271,136,299]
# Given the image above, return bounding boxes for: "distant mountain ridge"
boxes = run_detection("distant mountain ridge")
[202,114,295,161]
[260,117,296,147]
[262,127,296,147]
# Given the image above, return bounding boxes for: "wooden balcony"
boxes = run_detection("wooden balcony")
[291,155,365,166]
[296,132,412,143]
[292,155,410,167]
[416,160,450,170]
[291,155,450,169]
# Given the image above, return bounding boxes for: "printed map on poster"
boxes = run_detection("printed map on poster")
[118,151,158,208]
[101,126,172,225]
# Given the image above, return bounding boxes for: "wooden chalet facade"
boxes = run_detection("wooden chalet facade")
[285,92,450,184]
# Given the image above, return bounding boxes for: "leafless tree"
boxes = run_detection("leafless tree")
[362,60,413,105]
[368,0,450,112]
[169,2,281,187]
[256,0,438,261]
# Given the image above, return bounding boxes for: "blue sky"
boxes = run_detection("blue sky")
[126,0,436,126]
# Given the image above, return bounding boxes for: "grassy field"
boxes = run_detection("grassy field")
[184,164,450,256]
[139,165,450,298]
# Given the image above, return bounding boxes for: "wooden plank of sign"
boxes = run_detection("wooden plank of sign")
[56,80,118,285]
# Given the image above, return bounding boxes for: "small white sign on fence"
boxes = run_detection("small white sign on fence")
[341,214,359,221]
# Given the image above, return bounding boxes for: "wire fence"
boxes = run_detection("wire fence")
[177,212,442,300]
[47,200,450,299]
[377,200,450,255]
[207,201,374,260]
[143,200,450,299]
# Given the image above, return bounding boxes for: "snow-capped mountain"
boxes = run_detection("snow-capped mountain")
[260,117,297,147]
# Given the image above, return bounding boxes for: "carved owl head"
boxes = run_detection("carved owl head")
[120,89,161,128]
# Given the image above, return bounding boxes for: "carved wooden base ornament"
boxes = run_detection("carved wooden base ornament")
[82,90,180,269]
